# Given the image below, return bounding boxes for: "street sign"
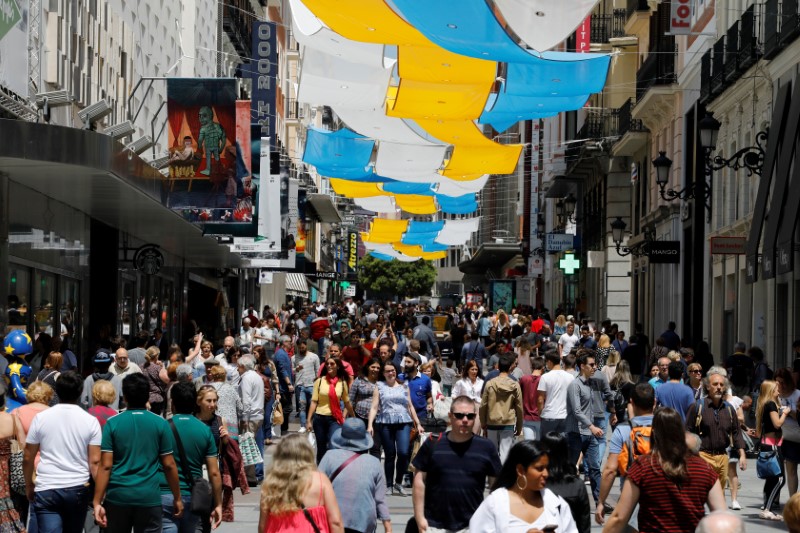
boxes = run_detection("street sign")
[559,253,580,275]
[258,270,273,284]
[710,236,746,255]
[308,271,337,280]
[648,241,681,263]
[546,233,574,252]
[343,285,356,297]
[0,0,21,41]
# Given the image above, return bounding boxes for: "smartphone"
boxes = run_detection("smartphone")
[542,525,558,532]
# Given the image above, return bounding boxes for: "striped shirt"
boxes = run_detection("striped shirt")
[627,454,718,533]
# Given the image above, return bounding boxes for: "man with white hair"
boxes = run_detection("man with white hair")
[238,355,265,484]
[695,511,745,533]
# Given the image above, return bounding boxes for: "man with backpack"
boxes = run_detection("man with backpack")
[724,342,753,398]
[596,382,655,526]
[685,370,747,508]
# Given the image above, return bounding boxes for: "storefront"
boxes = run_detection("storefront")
[0,120,242,367]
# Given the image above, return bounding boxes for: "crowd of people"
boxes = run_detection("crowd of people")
[2,297,800,533]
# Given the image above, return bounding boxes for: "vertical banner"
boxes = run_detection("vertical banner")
[251,21,277,149]
[165,78,238,223]
[257,141,281,248]
[528,121,544,277]
[278,179,299,269]
[490,281,515,311]
[575,15,591,52]
[670,0,693,34]
[0,0,29,97]
[347,232,359,276]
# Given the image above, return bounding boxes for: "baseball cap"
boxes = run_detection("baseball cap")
[94,350,113,364]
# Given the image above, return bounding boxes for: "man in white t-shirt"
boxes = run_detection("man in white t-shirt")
[24,371,102,532]
[558,323,580,357]
[537,350,576,437]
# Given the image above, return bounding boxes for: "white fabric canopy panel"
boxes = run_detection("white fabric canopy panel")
[435,175,489,195]
[289,0,386,67]
[375,142,448,179]
[354,196,397,213]
[298,47,392,110]
[335,107,444,146]
[494,0,600,52]
[364,242,419,262]
[435,217,481,245]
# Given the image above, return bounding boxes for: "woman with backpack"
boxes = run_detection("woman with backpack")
[601,408,725,533]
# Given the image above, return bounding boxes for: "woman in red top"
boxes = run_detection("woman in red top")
[602,407,726,533]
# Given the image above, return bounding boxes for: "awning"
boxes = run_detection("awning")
[459,242,522,275]
[0,119,238,268]
[286,273,310,296]
[306,194,342,223]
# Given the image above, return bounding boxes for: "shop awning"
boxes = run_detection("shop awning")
[0,119,238,268]
[306,194,342,223]
[286,273,310,296]
[459,242,522,275]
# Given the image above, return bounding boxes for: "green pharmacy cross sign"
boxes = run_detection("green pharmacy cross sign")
[559,253,580,275]
[0,0,21,42]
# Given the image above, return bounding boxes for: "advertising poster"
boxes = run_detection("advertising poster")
[237,177,299,269]
[251,21,277,149]
[346,232,359,276]
[490,280,515,311]
[164,78,241,223]
[0,0,29,97]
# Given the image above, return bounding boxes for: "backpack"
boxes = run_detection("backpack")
[612,389,627,414]
[617,422,652,477]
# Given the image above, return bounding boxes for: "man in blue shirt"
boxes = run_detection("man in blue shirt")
[461,332,488,369]
[655,361,696,421]
[648,356,670,389]
[398,353,432,420]
[273,336,294,433]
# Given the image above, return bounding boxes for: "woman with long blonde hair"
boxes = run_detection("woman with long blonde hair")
[595,334,614,370]
[756,379,791,520]
[258,434,344,532]
[553,314,568,336]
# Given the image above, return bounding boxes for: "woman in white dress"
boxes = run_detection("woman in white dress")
[451,360,484,434]
[471,440,578,533]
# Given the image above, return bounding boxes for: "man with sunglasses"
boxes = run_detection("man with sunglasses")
[566,350,615,505]
[412,396,501,533]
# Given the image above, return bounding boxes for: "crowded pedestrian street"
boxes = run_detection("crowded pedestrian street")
[2,0,800,531]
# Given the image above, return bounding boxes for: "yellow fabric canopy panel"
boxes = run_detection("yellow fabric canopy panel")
[329,179,384,198]
[392,243,446,260]
[301,0,428,46]
[387,79,492,120]
[393,194,437,215]
[361,218,409,243]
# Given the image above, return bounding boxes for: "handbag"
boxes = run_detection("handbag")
[168,420,213,515]
[433,396,452,421]
[239,429,263,466]
[9,415,24,495]
[757,446,781,479]
[272,402,284,426]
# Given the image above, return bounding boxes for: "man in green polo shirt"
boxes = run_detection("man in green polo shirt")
[161,382,222,532]
[93,373,183,532]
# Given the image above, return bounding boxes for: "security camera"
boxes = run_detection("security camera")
[104,120,135,140]
[125,136,154,155]
[78,100,112,129]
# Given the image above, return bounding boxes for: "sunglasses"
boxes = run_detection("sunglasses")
[689,369,702,373]
[452,412,477,420]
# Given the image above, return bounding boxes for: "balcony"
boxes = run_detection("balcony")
[625,0,650,20]
[286,98,300,121]
[699,50,712,105]
[612,98,648,157]
[724,22,739,83]
[635,47,676,101]
[710,36,726,96]
[222,0,254,58]
[781,0,800,46]
[763,0,800,59]
[739,5,760,70]
[591,10,628,43]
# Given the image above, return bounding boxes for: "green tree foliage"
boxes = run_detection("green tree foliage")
[359,255,437,298]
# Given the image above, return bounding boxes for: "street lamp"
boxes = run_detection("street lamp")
[537,214,546,236]
[654,113,768,222]
[563,193,578,223]
[610,217,651,257]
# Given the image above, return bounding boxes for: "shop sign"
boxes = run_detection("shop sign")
[546,233,574,252]
[647,241,681,263]
[710,236,746,255]
[670,0,693,34]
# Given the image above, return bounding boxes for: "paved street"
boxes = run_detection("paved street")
[218,421,789,532]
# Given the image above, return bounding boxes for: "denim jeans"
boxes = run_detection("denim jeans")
[263,397,275,440]
[568,431,601,502]
[296,385,314,426]
[33,484,90,533]
[161,494,210,533]
[379,422,412,485]
[312,414,342,464]
[540,418,568,438]
[522,420,541,441]
[105,503,162,533]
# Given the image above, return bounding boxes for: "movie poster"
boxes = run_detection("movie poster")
[165,79,246,225]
